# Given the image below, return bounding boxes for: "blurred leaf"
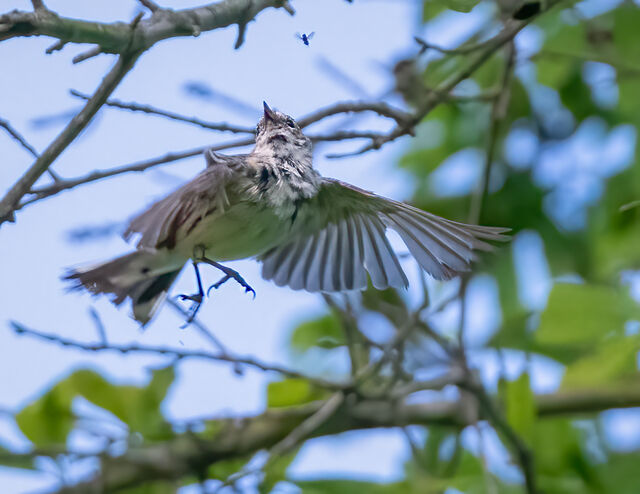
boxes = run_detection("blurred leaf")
[423,427,453,474]
[267,379,327,408]
[362,284,409,327]
[207,456,250,481]
[533,419,598,490]
[15,365,174,447]
[537,283,640,346]
[435,0,479,13]
[612,5,640,61]
[422,1,448,21]
[562,335,640,389]
[16,373,75,446]
[120,482,177,494]
[260,448,300,494]
[294,479,408,493]
[291,312,345,352]
[503,372,535,443]
[0,446,36,470]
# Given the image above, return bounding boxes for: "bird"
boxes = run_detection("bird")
[65,102,509,325]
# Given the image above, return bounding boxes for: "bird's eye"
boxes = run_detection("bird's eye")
[286,118,296,128]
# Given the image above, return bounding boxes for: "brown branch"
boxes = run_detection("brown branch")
[9,322,350,392]
[414,35,497,55]
[70,90,255,134]
[46,386,640,494]
[18,125,385,213]
[0,118,39,157]
[20,139,253,209]
[330,1,564,159]
[137,0,161,12]
[0,0,295,53]
[454,40,540,493]
[0,51,142,226]
[297,101,412,128]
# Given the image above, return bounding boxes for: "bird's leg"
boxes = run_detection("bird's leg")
[177,260,205,325]
[194,257,256,298]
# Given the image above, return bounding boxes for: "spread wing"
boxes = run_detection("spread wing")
[259,178,509,292]
[123,149,235,249]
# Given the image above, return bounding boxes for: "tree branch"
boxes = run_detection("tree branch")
[69,90,255,134]
[46,386,640,493]
[0,0,295,53]
[0,51,142,225]
[9,322,350,392]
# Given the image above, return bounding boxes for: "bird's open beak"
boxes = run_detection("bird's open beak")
[263,101,276,122]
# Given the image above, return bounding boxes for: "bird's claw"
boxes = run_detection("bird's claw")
[206,270,256,299]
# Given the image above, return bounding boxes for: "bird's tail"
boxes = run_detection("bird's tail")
[64,249,185,325]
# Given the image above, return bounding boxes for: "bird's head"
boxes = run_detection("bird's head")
[255,102,311,157]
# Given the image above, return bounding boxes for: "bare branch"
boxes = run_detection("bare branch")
[70,90,255,134]
[0,118,39,157]
[0,0,296,53]
[297,101,412,128]
[9,322,349,391]
[414,35,496,55]
[21,139,252,208]
[0,51,142,226]
[329,3,563,159]
[72,45,105,64]
[30,0,46,11]
[137,0,161,12]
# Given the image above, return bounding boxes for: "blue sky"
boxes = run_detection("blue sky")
[1,0,639,492]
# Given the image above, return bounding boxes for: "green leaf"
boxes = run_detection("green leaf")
[207,456,250,481]
[294,479,408,494]
[266,378,327,408]
[435,0,480,13]
[15,365,175,447]
[361,284,409,327]
[562,334,640,389]
[422,1,448,21]
[16,374,76,446]
[290,312,346,351]
[537,283,640,346]
[119,482,178,494]
[259,448,300,494]
[0,446,36,470]
[503,372,535,443]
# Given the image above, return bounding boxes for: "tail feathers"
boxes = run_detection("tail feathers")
[64,250,184,325]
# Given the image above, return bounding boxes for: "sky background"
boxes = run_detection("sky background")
[1,0,639,492]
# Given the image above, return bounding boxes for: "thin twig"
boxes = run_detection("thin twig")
[9,322,349,391]
[165,298,240,373]
[72,46,105,64]
[88,308,108,345]
[70,90,255,134]
[414,35,496,55]
[213,392,344,493]
[327,11,557,159]
[137,0,160,12]
[323,295,362,377]
[0,118,39,157]
[297,101,412,128]
[0,51,143,225]
[22,139,252,207]
[355,293,431,386]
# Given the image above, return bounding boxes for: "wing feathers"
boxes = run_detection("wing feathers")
[260,179,509,292]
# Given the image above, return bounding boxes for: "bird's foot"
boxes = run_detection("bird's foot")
[206,265,256,298]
